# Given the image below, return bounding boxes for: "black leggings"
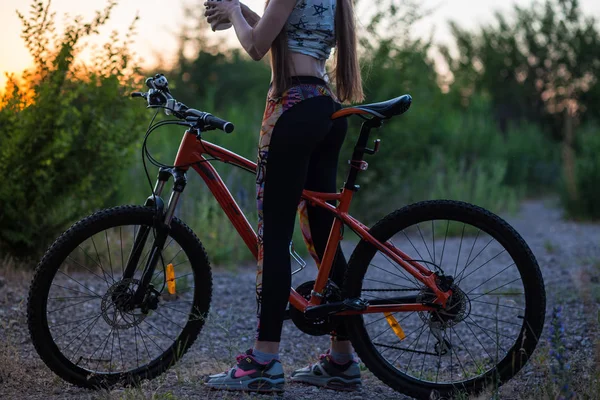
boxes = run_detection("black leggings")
[255,77,348,342]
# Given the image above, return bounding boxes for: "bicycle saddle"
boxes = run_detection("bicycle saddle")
[332,94,412,119]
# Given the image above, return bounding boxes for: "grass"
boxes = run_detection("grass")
[543,239,557,254]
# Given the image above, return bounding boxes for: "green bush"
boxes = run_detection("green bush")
[560,122,600,219]
[502,123,561,192]
[0,1,145,258]
[348,94,527,222]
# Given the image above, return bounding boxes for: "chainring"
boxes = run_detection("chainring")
[289,280,342,336]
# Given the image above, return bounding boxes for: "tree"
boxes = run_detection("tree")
[0,1,145,259]
[444,0,600,201]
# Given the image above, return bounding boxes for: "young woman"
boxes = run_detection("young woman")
[203,0,364,392]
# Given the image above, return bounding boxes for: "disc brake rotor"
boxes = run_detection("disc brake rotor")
[101,278,148,329]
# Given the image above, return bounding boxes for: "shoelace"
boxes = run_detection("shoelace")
[214,353,251,374]
[318,351,359,365]
[235,353,249,364]
[317,348,332,361]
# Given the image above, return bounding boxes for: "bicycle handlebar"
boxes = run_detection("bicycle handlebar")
[184,109,235,133]
[131,74,235,134]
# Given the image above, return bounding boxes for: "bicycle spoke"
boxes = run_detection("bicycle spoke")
[402,230,426,263]
[136,324,154,361]
[390,323,427,365]
[462,318,495,361]
[137,323,166,354]
[470,313,522,327]
[450,325,481,377]
[69,314,103,363]
[48,297,99,314]
[470,299,524,310]
[56,270,102,297]
[382,243,422,287]
[364,278,415,288]
[160,304,194,316]
[120,226,125,277]
[173,259,191,268]
[50,312,103,329]
[153,309,186,331]
[89,326,115,372]
[109,325,115,372]
[466,263,516,295]
[447,328,469,380]
[453,223,466,277]
[142,319,177,342]
[49,294,98,300]
[167,245,183,265]
[469,278,523,301]
[419,328,432,380]
[466,316,509,353]
[105,230,115,282]
[438,220,449,271]
[134,322,140,368]
[52,314,102,344]
[366,263,417,287]
[116,327,125,371]
[416,224,434,264]
[51,283,101,297]
[90,235,113,286]
[463,229,480,271]
[456,237,495,283]
[65,255,110,287]
[459,250,508,286]
[431,220,435,264]
[404,321,428,375]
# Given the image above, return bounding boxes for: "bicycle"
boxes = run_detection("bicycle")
[27,74,546,399]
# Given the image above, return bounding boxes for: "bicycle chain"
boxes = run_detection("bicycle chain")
[361,288,422,292]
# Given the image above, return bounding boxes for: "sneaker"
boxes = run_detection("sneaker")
[204,349,285,393]
[291,351,362,391]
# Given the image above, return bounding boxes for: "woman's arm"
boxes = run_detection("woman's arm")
[205,0,296,61]
[207,2,258,31]
[240,2,260,27]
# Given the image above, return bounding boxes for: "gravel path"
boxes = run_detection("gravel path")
[1,199,599,399]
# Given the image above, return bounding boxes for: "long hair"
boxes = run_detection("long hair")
[266,0,364,103]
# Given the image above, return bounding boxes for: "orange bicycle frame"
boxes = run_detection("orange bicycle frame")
[171,130,450,315]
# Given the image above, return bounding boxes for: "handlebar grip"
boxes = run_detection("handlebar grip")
[131,92,144,98]
[204,113,235,133]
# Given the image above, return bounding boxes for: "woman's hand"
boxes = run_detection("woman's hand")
[204,0,241,26]
[207,0,295,61]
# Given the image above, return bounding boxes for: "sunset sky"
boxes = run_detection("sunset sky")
[1,0,599,90]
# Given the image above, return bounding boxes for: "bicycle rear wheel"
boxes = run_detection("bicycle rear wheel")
[27,205,212,388]
[344,200,545,399]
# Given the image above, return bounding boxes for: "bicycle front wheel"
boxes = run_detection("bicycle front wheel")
[27,206,212,388]
[344,200,545,399]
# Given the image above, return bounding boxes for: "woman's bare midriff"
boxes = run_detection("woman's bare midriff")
[276,52,329,81]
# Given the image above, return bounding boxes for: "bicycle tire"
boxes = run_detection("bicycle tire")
[27,205,212,389]
[343,200,545,399]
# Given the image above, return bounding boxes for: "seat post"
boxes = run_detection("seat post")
[344,118,382,191]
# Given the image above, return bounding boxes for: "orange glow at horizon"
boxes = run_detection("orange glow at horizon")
[1,0,600,92]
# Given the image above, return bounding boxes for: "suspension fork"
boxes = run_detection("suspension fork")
[123,167,187,305]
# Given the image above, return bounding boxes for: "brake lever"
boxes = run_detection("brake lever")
[165,98,187,117]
